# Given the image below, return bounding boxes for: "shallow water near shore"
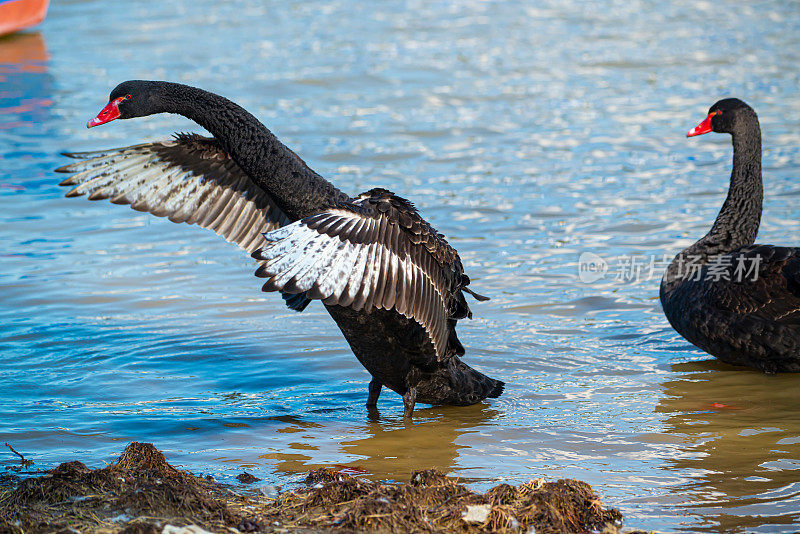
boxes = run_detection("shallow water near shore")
[2,1,800,532]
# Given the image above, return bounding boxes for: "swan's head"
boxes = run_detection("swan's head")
[687,98,757,137]
[87,80,162,128]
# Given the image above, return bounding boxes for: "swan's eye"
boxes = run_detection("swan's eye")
[124,94,132,100]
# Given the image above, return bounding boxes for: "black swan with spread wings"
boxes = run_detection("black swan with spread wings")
[57,81,504,416]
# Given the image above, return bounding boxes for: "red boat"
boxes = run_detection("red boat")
[0,0,48,36]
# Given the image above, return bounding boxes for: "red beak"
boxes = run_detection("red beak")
[87,97,124,128]
[687,112,715,137]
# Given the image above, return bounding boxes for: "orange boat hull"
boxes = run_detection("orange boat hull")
[0,0,49,36]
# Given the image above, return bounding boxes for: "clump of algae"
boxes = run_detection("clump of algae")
[1,443,626,534]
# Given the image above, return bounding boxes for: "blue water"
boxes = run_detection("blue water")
[2,1,800,532]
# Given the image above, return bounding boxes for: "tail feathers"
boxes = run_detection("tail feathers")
[487,377,505,398]
[444,357,504,405]
[464,363,503,400]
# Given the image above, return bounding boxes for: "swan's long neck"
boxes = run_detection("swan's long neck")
[663,118,762,290]
[154,82,348,221]
[706,128,763,249]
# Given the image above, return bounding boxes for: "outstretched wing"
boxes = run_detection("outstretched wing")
[56,133,289,253]
[252,188,484,359]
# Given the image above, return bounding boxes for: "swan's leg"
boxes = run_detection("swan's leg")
[402,387,417,419]
[366,379,382,407]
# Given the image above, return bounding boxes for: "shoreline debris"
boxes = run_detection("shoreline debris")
[4,443,34,469]
[236,472,261,484]
[0,442,625,533]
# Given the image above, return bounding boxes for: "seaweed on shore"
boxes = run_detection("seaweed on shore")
[266,467,622,533]
[0,443,625,534]
[0,442,234,533]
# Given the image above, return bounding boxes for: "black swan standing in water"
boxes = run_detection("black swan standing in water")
[56,81,504,416]
[660,98,800,373]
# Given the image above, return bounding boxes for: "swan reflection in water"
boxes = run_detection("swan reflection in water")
[657,360,800,532]
[259,404,499,482]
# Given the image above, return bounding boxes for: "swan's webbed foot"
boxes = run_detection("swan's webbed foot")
[366,379,382,407]
[402,387,417,419]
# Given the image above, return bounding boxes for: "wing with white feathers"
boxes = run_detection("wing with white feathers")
[56,133,289,253]
[252,188,483,359]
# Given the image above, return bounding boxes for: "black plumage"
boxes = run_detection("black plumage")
[661,98,800,373]
[58,80,503,415]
